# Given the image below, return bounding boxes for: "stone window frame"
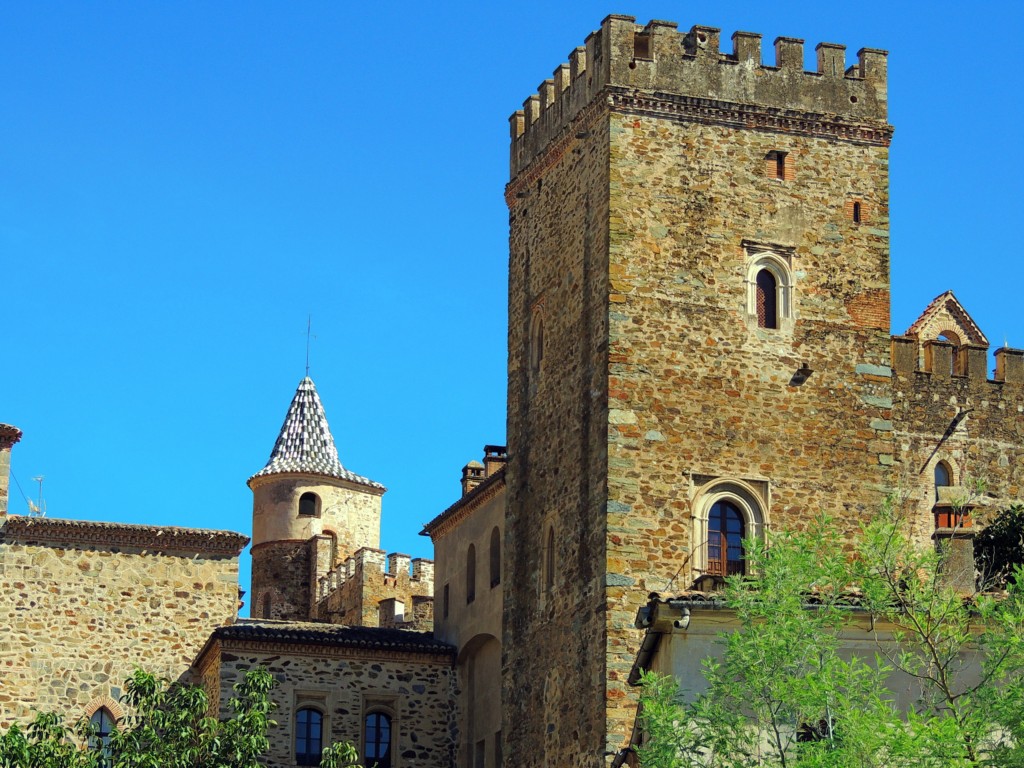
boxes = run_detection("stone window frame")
[691,478,767,578]
[743,241,796,334]
[361,694,400,768]
[293,691,330,767]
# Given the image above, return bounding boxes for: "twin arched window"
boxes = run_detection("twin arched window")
[296,707,324,766]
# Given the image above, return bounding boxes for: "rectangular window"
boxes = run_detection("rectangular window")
[474,740,485,768]
[443,583,450,618]
[494,731,503,768]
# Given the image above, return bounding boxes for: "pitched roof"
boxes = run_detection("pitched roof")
[213,620,454,655]
[249,377,384,489]
[904,290,989,346]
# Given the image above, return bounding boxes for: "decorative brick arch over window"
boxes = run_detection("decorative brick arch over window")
[692,479,767,579]
[744,245,795,332]
[84,696,125,722]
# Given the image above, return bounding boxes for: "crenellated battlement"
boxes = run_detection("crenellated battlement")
[509,15,890,178]
[891,336,1024,387]
[316,548,435,603]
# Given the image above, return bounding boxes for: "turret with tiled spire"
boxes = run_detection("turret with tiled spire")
[248,377,386,621]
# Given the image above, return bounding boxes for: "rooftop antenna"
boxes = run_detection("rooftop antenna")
[28,475,46,517]
[305,315,316,376]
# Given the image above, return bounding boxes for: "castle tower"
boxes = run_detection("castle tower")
[249,377,385,621]
[503,17,892,765]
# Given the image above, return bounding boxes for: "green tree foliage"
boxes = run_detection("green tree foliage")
[976,503,1024,589]
[637,501,1024,768]
[0,668,364,768]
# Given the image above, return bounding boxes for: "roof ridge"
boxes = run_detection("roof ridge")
[249,377,384,489]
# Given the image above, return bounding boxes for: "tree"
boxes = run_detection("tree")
[0,668,364,768]
[636,501,1024,768]
[976,503,1024,589]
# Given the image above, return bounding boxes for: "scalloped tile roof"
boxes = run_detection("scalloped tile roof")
[214,620,454,655]
[249,377,384,489]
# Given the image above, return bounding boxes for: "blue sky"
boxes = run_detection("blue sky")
[3,1,1021,614]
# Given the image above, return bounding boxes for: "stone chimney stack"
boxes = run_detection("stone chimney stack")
[0,424,24,516]
[483,444,508,477]
[461,461,485,496]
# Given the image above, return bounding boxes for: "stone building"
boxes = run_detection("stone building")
[2,13,1022,768]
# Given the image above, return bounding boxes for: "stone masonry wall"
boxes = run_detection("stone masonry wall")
[505,15,894,765]
[505,82,612,768]
[214,642,455,768]
[251,540,312,621]
[316,548,433,627]
[0,520,244,727]
[892,358,1024,551]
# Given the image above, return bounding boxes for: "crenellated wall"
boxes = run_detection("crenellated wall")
[891,337,1024,548]
[315,546,434,627]
[509,15,889,178]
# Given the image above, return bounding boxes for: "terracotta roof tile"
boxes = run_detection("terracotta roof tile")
[214,620,454,655]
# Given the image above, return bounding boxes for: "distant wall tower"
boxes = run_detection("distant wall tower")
[249,377,385,621]
[503,16,892,766]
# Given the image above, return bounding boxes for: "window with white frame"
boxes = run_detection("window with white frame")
[745,247,795,332]
[692,480,766,578]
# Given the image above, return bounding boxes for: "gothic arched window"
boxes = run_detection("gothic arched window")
[89,708,115,768]
[935,461,952,502]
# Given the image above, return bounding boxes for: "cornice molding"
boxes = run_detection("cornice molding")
[0,516,249,557]
[218,637,454,666]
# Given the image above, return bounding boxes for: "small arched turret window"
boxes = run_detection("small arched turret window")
[937,331,962,375]
[260,592,272,619]
[299,492,321,517]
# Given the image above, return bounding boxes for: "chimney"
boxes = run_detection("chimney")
[483,445,508,477]
[0,424,23,516]
[461,461,485,496]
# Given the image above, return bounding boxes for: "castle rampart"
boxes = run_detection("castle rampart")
[509,15,889,177]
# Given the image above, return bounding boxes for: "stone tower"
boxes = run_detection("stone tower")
[249,377,385,621]
[503,16,892,765]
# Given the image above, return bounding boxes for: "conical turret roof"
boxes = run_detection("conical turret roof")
[249,377,384,489]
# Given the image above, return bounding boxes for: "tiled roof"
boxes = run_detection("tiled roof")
[214,620,454,655]
[904,290,989,346]
[0,516,249,556]
[249,377,384,489]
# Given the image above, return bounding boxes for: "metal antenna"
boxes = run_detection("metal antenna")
[305,315,313,376]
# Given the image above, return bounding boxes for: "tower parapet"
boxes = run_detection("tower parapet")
[509,15,890,178]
